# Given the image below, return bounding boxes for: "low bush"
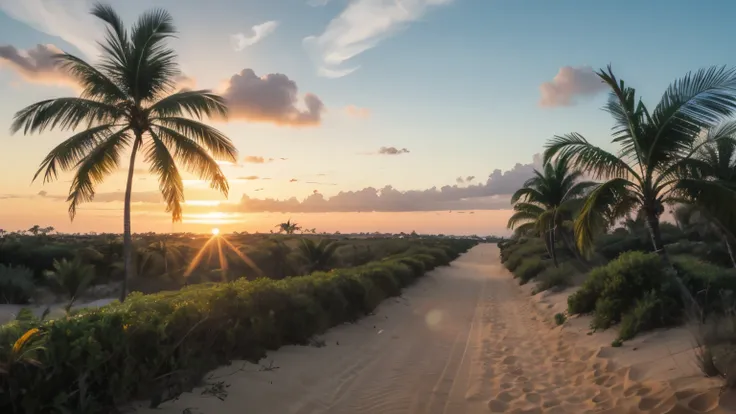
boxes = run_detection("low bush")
[618,291,668,340]
[554,313,566,325]
[0,265,35,304]
[514,257,549,285]
[535,263,576,293]
[0,240,475,413]
[567,251,681,334]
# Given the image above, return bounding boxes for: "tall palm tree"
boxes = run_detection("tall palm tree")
[545,65,736,261]
[507,156,594,265]
[9,4,237,301]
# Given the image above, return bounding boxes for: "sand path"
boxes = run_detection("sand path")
[135,244,731,414]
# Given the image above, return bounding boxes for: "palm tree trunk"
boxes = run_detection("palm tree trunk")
[548,223,558,267]
[725,237,736,268]
[646,210,699,312]
[644,212,669,262]
[121,136,142,302]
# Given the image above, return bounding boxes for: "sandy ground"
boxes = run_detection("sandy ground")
[132,244,736,414]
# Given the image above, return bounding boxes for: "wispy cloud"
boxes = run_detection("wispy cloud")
[244,155,281,164]
[344,105,370,118]
[303,0,455,78]
[377,146,410,155]
[0,0,99,60]
[539,66,607,108]
[230,20,279,51]
[0,44,77,88]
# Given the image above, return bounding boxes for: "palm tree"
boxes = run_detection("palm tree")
[146,237,183,276]
[545,65,736,262]
[297,238,341,274]
[508,156,594,266]
[275,219,301,235]
[9,4,237,301]
[45,258,96,311]
[681,124,736,266]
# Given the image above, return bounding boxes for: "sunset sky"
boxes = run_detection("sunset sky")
[1,0,735,235]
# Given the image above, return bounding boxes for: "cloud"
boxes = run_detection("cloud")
[243,155,275,164]
[303,0,455,77]
[230,20,279,51]
[222,69,325,126]
[0,0,99,60]
[455,175,476,184]
[229,154,543,213]
[539,66,607,108]
[0,44,77,88]
[344,105,370,118]
[174,74,197,90]
[237,175,260,180]
[289,178,298,182]
[378,146,410,155]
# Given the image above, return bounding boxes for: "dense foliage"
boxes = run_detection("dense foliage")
[0,238,477,413]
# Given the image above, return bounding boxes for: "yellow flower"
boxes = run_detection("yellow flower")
[12,328,39,354]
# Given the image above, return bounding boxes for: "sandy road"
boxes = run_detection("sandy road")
[138,244,714,414]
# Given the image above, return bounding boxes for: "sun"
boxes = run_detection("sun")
[211,227,220,236]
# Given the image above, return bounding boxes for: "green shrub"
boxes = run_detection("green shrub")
[535,263,575,293]
[554,313,566,325]
[0,242,474,413]
[514,258,549,285]
[618,291,667,340]
[569,251,682,336]
[0,264,35,304]
[672,255,736,315]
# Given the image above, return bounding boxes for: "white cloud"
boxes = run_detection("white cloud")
[230,20,279,51]
[303,0,455,78]
[539,66,607,108]
[0,0,99,60]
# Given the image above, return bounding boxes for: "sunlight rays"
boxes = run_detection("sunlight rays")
[183,231,262,280]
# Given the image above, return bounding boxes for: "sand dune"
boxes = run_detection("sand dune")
[132,244,735,413]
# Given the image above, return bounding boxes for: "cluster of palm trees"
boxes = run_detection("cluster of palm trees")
[509,65,736,269]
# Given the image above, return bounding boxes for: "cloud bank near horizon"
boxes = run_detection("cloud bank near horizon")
[1,155,542,213]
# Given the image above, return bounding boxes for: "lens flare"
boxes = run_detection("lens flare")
[211,227,220,236]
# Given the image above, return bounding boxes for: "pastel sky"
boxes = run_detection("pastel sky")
[1,0,735,235]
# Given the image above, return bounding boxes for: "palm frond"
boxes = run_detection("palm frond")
[575,178,633,255]
[154,125,229,196]
[676,178,736,232]
[67,129,132,219]
[596,65,647,168]
[33,124,119,184]
[54,53,128,103]
[91,2,130,64]
[148,90,228,119]
[147,131,184,221]
[510,186,546,204]
[129,8,178,101]
[10,98,124,134]
[651,66,736,159]
[544,133,639,180]
[153,117,236,161]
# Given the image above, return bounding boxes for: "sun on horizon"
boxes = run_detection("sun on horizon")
[211,227,220,236]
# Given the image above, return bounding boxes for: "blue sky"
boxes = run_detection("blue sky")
[1,0,736,235]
